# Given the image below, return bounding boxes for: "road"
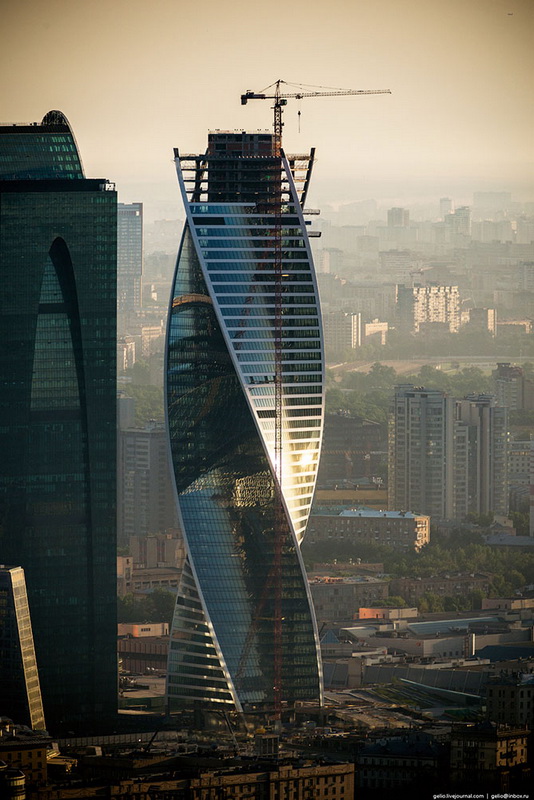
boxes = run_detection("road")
[328,355,530,375]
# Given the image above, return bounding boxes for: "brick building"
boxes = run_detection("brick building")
[310,576,389,622]
[486,673,534,729]
[450,722,530,791]
[308,508,430,552]
[0,721,50,787]
[316,412,386,487]
[389,573,493,603]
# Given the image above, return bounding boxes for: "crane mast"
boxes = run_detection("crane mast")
[241,79,390,721]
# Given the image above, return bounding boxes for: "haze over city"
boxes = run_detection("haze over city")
[2,1,534,796]
[2,0,533,220]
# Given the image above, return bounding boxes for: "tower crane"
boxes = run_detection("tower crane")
[239,80,390,721]
[241,79,391,152]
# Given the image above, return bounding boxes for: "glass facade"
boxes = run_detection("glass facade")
[166,132,323,712]
[0,112,117,732]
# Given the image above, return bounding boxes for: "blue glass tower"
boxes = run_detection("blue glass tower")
[0,112,117,732]
[166,131,324,712]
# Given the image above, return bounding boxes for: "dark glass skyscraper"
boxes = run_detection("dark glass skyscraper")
[165,131,324,713]
[0,111,117,732]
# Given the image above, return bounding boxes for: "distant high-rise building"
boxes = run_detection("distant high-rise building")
[493,362,534,411]
[323,311,361,354]
[396,284,460,333]
[117,202,143,317]
[317,412,385,486]
[508,438,532,516]
[315,247,343,275]
[129,532,184,570]
[472,191,512,218]
[455,395,508,517]
[389,386,455,519]
[117,421,179,546]
[0,111,117,731]
[517,261,534,292]
[380,250,421,282]
[0,566,45,730]
[446,205,471,238]
[165,130,323,713]
[387,207,410,227]
[439,197,454,220]
[389,386,509,521]
[465,307,497,336]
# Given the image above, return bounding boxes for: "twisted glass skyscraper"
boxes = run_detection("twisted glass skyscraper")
[166,131,324,712]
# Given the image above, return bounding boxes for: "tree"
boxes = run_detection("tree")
[124,384,164,425]
[414,365,450,392]
[147,588,177,624]
[367,362,397,390]
[123,359,151,384]
[418,593,444,613]
[117,590,176,625]
[510,512,529,536]
[443,596,463,612]
[375,595,407,608]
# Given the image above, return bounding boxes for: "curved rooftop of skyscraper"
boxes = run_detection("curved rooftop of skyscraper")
[0,110,84,180]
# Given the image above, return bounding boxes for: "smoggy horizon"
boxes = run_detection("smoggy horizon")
[2,0,533,220]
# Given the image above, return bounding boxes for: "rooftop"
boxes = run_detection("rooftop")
[339,508,422,520]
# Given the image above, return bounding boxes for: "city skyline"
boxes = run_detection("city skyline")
[2,0,533,222]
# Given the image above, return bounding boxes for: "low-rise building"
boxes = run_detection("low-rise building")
[496,319,532,336]
[308,508,430,552]
[389,572,493,603]
[190,762,355,800]
[313,487,388,510]
[310,576,389,622]
[117,623,169,638]
[357,607,418,620]
[117,635,169,674]
[36,758,354,799]
[355,731,446,791]
[486,673,534,729]
[482,597,534,612]
[450,722,530,791]
[117,559,182,596]
[130,566,181,594]
[363,318,389,345]
[0,721,50,787]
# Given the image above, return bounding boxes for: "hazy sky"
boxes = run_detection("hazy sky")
[2,0,533,219]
